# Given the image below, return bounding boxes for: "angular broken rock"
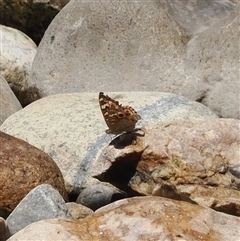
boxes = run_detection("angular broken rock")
[6,184,72,236]
[95,118,240,216]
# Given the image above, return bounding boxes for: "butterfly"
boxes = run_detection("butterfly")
[99,92,141,134]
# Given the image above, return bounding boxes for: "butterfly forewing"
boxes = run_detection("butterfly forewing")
[99,92,141,134]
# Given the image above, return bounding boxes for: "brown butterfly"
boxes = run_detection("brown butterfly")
[99,92,141,134]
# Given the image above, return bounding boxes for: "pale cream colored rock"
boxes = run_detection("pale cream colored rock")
[96,118,240,216]
[0,25,37,106]
[7,197,240,241]
[0,75,22,125]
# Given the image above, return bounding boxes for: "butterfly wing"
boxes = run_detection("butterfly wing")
[99,92,141,134]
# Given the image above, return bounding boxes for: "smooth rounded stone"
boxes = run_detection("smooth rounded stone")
[95,118,240,216]
[229,164,240,179]
[28,0,189,99]
[66,202,93,219]
[6,197,240,241]
[76,183,127,211]
[6,184,72,236]
[0,217,10,241]
[0,75,22,125]
[0,0,69,45]
[0,131,68,217]
[0,24,37,106]
[162,0,236,36]
[0,92,217,196]
[185,3,239,118]
[28,0,238,119]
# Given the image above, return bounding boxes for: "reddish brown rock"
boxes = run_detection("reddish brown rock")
[7,197,240,241]
[95,118,240,216]
[0,131,68,217]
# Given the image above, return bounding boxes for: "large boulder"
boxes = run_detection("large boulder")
[28,0,239,118]
[0,25,37,106]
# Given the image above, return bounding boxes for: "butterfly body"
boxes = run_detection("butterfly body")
[99,92,141,134]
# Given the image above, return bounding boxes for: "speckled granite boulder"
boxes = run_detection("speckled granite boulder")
[0,75,22,125]
[6,197,240,241]
[27,0,239,118]
[0,92,218,196]
[0,131,68,217]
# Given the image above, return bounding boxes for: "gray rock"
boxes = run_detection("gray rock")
[185,3,239,118]
[161,0,236,36]
[27,0,238,118]
[0,75,22,125]
[76,184,127,211]
[6,184,72,236]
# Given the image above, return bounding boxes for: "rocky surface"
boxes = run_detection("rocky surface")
[0,75,22,125]
[66,202,93,219]
[0,0,69,45]
[95,118,240,216]
[185,3,239,118]
[76,183,127,211]
[0,25,37,106]
[0,92,217,195]
[6,184,72,236]
[0,217,10,241]
[0,1,239,239]
[161,0,236,36]
[27,0,239,118]
[0,131,68,217]
[6,197,240,241]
